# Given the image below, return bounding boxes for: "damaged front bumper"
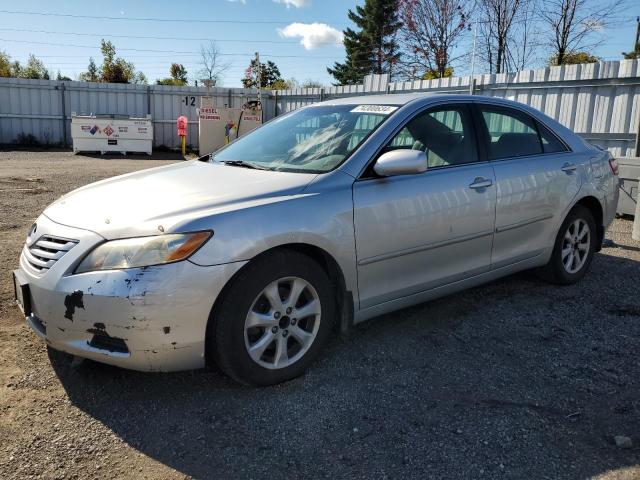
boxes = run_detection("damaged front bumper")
[16,215,246,372]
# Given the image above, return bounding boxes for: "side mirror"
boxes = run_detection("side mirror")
[373,149,428,177]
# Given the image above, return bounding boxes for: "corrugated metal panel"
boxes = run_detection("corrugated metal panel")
[0,77,273,149]
[2,60,639,155]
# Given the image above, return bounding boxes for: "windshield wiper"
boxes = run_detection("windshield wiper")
[218,160,270,170]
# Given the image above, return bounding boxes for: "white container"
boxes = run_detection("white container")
[71,114,153,155]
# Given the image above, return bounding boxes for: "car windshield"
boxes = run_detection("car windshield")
[210,104,397,173]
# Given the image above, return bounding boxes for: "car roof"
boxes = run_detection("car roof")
[316,92,527,108]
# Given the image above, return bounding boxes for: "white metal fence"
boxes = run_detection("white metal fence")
[1,60,639,156]
[274,60,640,157]
[0,78,275,149]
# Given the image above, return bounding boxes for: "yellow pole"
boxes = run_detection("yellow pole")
[181,135,186,157]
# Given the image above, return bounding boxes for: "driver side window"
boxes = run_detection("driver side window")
[385,105,477,169]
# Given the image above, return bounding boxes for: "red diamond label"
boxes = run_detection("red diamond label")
[104,125,114,137]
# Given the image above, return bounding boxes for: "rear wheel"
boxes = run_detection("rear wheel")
[538,205,596,285]
[211,250,335,386]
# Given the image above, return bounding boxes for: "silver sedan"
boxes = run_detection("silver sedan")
[14,94,619,385]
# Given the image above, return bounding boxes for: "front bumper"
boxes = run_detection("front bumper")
[17,215,246,372]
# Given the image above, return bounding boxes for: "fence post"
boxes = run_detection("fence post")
[633,177,640,241]
[60,82,67,147]
[635,112,640,156]
[320,88,325,102]
[274,90,278,117]
[228,89,232,108]
[146,85,151,115]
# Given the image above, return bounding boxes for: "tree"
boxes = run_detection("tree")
[100,40,133,83]
[504,3,538,72]
[622,17,640,59]
[548,51,600,65]
[198,41,230,85]
[0,51,11,77]
[540,0,624,66]
[301,79,324,88]
[79,57,99,82]
[6,54,51,79]
[242,59,284,88]
[56,71,72,81]
[478,0,529,74]
[398,0,471,79]
[24,55,50,79]
[157,63,188,86]
[328,0,402,85]
[78,40,147,84]
[423,66,454,79]
[624,43,640,60]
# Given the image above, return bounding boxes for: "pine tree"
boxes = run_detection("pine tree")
[328,0,401,85]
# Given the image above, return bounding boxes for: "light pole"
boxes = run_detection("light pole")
[469,19,478,95]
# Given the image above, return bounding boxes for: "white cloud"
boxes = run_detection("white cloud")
[273,0,311,8]
[278,22,343,49]
[227,0,246,3]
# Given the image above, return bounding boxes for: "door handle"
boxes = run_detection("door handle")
[469,177,493,189]
[561,162,577,172]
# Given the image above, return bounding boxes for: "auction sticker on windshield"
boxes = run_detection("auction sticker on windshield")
[350,105,398,114]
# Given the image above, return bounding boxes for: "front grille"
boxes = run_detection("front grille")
[23,235,78,274]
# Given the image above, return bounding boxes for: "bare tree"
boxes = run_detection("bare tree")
[398,0,473,80]
[505,0,542,71]
[198,41,231,85]
[478,0,528,74]
[539,0,625,65]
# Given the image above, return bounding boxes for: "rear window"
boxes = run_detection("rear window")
[480,107,542,159]
[537,121,568,153]
[478,105,569,160]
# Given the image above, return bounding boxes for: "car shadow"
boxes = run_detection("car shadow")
[50,252,640,479]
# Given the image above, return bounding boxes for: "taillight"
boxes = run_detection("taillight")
[608,157,619,175]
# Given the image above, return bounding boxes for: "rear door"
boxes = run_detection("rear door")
[474,103,582,268]
[353,103,497,309]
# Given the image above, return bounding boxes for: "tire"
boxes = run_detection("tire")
[537,205,597,285]
[211,249,335,386]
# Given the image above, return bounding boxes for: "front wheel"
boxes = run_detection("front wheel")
[211,250,335,386]
[538,205,596,285]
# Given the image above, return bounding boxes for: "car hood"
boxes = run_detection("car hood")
[44,160,318,238]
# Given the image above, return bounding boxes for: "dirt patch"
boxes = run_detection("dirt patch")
[0,150,639,479]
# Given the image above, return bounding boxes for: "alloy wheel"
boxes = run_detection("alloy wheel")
[244,277,321,369]
[561,218,590,274]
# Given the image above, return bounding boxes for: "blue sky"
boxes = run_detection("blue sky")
[0,1,637,87]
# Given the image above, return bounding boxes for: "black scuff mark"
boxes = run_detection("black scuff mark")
[86,322,129,353]
[63,290,84,321]
[86,322,107,335]
[163,326,171,334]
[57,327,65,332]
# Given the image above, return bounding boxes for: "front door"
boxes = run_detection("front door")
[353,104,497,309]
[474,103,582,268]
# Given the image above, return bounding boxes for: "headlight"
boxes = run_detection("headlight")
[75,231,212,273]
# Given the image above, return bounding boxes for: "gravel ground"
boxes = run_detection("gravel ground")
[1,150,639,480]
